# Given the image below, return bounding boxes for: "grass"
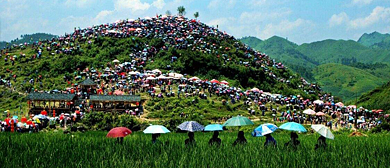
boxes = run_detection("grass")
[0,131,389,167]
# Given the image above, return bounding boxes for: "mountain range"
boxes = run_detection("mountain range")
[0,33,57,49]
[240,32,390,101]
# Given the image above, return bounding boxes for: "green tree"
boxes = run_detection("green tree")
[177,6,186,16]
[194,12,199,19]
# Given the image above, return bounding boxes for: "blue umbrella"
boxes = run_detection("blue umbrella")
[279,122,307,132]
[143,125,170,134]
[178,121,204,132]
[12,116,18,119]
[204,124,223,131]
[252,123,278,137]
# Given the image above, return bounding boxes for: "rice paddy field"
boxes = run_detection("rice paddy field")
[1,131,390,168]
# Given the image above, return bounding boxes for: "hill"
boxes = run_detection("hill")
[0,33,57,49]
[357,31,390,48]
[240,36,318,81]
[356,81,390,111]
[0,16,321,118]
[240,35,390,101]
[312,63,385,102]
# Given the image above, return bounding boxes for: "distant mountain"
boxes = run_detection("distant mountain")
[356,81,390,111]
[357,31,390,48]
[0,33,57,49]
[240,33,390,101]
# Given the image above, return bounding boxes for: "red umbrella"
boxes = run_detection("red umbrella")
[21,117,27,123]
[376,109,383,113]
[210,79,219,84]
[41,110,48,116]
[107,127,132,138]
[75,110,80,115]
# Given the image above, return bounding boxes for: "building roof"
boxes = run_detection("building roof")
[90,95,141,102]
[27,93,76,101]
[79,78,97,86]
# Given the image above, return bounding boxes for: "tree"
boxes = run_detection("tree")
[194,12,199,19]
[165,10,171,16]
[177,6,186,16]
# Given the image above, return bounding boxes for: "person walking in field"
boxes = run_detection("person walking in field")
[185,132,196,146]
[233,131,247,146]
[209,131,221,146]
[314,135,327,150]
[285,132,300,148]
[264,134,277,147]
[152,133,161,144]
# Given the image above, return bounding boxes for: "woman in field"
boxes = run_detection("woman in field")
[314,135,327,150]
[185,132,196,146]
[284,132,300,148]
[264,134,277,147]
[233,131,247,146]
[209,131,221,146]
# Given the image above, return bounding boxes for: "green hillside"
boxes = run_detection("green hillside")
[312,63,384,101]
[356,81,390,111]
[240,34,390,101]
[357,31,390,48]
[240,36,318,81]
[297,39,390,64]
[0,33,57,49]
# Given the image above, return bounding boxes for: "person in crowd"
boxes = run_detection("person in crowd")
[233,131,247,146]
[185,132,196,146]
[285,132,300,148]
[264,134,277,147]
[208,131,221,146]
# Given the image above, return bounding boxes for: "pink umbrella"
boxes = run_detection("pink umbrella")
[106,127,132,138]
[114,90,124,95]
[251,88,260,92]
[220,80,229,85]
[316,112,326,116]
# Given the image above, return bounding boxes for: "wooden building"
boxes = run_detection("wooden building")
[27,93,77,115]
[89,95,141,112]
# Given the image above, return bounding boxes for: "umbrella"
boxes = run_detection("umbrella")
[220,80,229,85]
[252,123,278,137]
[178,121,204,132]
[279,122,307,132]
[189,76,200,81]
[223,116,254,127]
[41,110,48,116]
[114,90,124,95]
[316,112,326,116]
[204,124,223,131]
[311,125,334,140]
[376,109,383,113]
[210,79,219,84]
[313,100,324,105]
[335,102,344,107]
[106,127,132,138]
[146,76,156,80]
[251,88,261,92]
[143,125,171,134]
[348,105,357,109]
[112,59,120,63]
[303,109,316,115]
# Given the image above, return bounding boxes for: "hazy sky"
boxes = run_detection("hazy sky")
[1,0,389,44]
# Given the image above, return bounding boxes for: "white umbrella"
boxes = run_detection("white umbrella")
[112,59,120,63]
[146,77,156,80]
[152,69,161,73]
[311,125,334,140]
[157,75,167,79]
[313,100,324,105]
[303,109,316,115]
[128,71,140,75]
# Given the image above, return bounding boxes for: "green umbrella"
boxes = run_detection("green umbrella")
[223,115,254,127]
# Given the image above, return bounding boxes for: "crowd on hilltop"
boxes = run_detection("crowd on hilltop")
[0,15,387,131]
